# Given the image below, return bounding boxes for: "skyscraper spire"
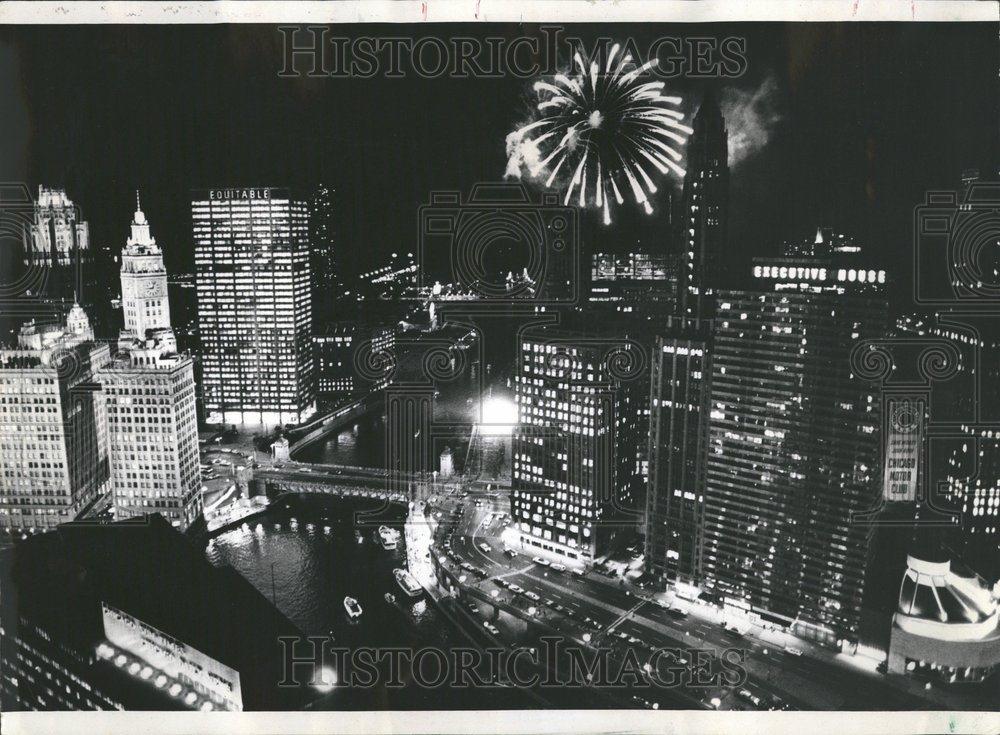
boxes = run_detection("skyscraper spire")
[127,191,154,248]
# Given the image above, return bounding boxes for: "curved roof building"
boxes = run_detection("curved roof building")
[888,554,1000,683]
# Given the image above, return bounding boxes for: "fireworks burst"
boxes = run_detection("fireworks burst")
[505,45,693,225]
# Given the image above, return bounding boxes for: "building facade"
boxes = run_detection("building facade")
[0,306,110,534]
[99,352,201,530]
[193,187,315,427]
[18,186,96,319]
[98,197,201,531]
[313,323,356,396]
[644,323,712,587]
[699,237,888,645]
[588,251,679,314]
[678,92,729,321]
[23,186,90,271]
[511,329,643,563]
[119,192,173,346]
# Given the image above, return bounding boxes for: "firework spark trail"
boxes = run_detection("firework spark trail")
[505,44,693,225]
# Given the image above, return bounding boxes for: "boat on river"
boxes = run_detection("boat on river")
[344,596,363,619]
[393,568,422,597]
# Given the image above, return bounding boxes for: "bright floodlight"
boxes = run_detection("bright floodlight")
[479,397,517,436]
[313,666,337,693]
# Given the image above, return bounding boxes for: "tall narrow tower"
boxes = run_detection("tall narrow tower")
[678,92,729,321]
[99,192,201,531]
[120,191,173,343]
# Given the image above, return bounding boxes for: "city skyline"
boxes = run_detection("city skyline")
[1,11,999,728]
[2,24,996,304]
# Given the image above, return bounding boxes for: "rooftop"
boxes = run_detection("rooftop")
[3,515,315,710]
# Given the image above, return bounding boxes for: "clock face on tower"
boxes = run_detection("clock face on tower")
[145,279,159,294]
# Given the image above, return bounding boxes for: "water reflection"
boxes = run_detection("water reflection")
[205,496,451,647]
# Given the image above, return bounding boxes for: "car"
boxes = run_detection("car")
[524,591,540,602]
[736,688,764,708]
[768,695,793,711]
[464,601,480,614]
[509,584,525,595]
[666,607,689,620]
[571,568,585,577]
[473,568,488,579]
[495,579,510,589]
[483,621,500,636]
[478,543,492,554]
[784,646,803,657]
[503,548,518,558]
[532,556,550,567]
[549,563,567,573]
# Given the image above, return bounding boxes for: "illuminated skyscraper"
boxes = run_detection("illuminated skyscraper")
[98,352,201,531]
[22,186,92,306]
[700,233,888,645]
[0,306,110,535]
[309,184,350,325]
[192,188,315,427]
[98,196,201,531]
[511,327,643,563]
[118,192,173,347]
[644,319,712,587]
[678,92,729,321]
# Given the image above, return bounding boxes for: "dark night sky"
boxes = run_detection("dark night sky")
[1,23,996,300]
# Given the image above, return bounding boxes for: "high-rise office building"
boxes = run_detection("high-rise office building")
[99,353,201,530]
[0,306,110,534]
[98,199,199,528]
[678,92,729,321]
[193,188,315,427]
[699,233,888,646]
[313,323,357,397]
[511,327,643,563]
[644,320,712,588]
[98,196,201,531]
[308,184,351,326]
